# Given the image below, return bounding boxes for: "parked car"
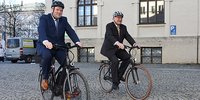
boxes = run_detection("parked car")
[5,37,37,63]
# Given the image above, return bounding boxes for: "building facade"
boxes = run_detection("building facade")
[45,0,200,64]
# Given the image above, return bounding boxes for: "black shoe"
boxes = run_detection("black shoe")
[120,77,125,82]
[112,84,119,90]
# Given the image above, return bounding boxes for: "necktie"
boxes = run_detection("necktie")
[55,19,59,33]
[117,26,120,36]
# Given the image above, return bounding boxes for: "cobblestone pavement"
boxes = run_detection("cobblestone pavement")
[0,62,200,100]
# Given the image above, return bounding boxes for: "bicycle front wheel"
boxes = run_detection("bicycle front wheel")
[125,64,153,100]
[99,63,113,93]
[63,69,90,100]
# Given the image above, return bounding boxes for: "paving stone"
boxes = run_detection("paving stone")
[0,62,200,100]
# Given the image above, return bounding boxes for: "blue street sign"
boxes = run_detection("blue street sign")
[170,25,176,35]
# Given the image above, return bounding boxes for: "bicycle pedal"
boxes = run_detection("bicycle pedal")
[72,88,80,95]
[72,91,80,96]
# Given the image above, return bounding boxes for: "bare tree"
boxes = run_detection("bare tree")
[6,5,22,37]
[30,3,45,38]
[0,1,45,38]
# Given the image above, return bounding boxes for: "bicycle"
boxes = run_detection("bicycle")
[99,45,153,100]
[38,42,90,100]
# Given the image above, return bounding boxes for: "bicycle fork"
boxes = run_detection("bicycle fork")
[130,61,140,84]
[131,68,140,84]
[103,67,112,81]
[65,69,80,99]
[65,70,78,91]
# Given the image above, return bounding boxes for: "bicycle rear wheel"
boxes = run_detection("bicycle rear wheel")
[99,64,113,93]
[39,71,54,100]
[63,69,90,100]
[125,64,152,100]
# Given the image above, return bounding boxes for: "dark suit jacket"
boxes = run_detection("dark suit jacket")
[37,13,80,55]
[100,22,136,57]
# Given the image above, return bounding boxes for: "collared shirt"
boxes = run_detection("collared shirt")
[113,22,121,45]
[51,14,60,38]
[114,22,120,35]
[51,14,59,30]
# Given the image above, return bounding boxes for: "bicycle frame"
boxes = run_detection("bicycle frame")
[129,59,140,84]
[125,45,141,85]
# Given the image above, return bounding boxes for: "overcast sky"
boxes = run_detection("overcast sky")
[0,0,45,5]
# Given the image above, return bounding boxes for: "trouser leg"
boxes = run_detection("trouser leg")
[116,49,131,79]
[41,49,53,80]
[107,55,120,84]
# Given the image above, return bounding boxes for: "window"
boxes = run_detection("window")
[7,39,20,48]
[78,47,95,62]
[77,0,97,26]
[141,47,162,64]
[139,0,164,24]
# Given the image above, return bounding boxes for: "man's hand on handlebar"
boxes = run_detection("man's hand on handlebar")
[132,43,140,49]
[116,42,125,49]
[43,40,53,49]
[76,42,83,48]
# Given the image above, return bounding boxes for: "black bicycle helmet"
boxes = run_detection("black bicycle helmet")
[51,1,64,9]
[113,11,124,18]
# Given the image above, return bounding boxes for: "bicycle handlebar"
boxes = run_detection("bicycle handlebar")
[52,42,78,63]
[124,45,140,54]
[124,45,140,49]
[53,42,79,50]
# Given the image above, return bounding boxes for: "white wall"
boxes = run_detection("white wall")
[44,0,200,63]
[170,0,199,36]
[45,0,200,38]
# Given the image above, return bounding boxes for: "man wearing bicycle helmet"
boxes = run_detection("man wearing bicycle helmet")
[101,11,139,90]
[37,0,82,90]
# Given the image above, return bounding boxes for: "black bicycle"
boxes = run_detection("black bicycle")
[38,43,90,100]
[99,45,152,100]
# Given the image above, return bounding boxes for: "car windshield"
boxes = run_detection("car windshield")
[7,39,20,48]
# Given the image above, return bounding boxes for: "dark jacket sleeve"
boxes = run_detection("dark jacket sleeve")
[38,15,48,42]
[64,17,80,44]
[105,23,118,45]
[124,25,136,45]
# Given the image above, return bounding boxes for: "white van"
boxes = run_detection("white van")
[6,37,37,63]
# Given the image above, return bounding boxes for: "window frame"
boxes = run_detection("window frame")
[78,47,95,62]
[77,0,97,27]
[141,47,162,64]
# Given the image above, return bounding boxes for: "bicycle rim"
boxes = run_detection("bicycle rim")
[99,64,113,93]
[125,65,152,100]
[63,70,90,100]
